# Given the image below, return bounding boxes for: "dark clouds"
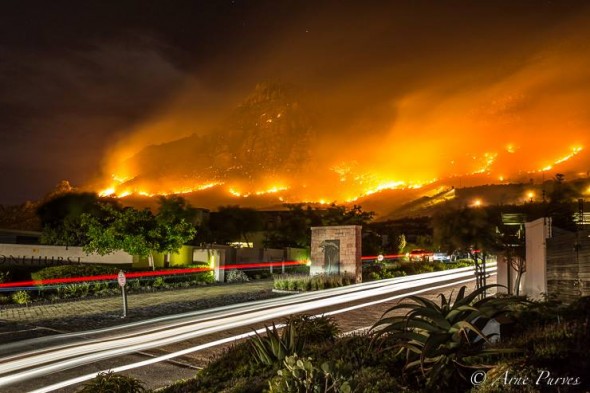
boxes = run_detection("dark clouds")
[1,0,589,203]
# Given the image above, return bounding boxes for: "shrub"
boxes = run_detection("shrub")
[0,270,9,283]
[284,264,310,275]
[78,371,145,393]
[63,283,90,298]
[194,271,215,284]
[0,294,10,304]
[267,355,351,393]
[31,264,120,281]
[250,321,304,366]
[11,290,31,306]
[226,269,250,283]
[371,285,524,390]
[92,281,110,293]
[274,274,355,292]
[153,276,165,288]
[307,333,404,378]
[287,278,298,291]
[285,314,340,344]
[129,279,141,291]
[349,367,402,393]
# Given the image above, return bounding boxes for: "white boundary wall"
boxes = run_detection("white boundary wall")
[0,244,132,267]
[523,217,551,299]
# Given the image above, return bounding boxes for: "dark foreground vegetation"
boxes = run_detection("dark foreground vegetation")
[79,287,590,393]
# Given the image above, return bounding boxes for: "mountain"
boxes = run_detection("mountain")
[115,82,314,191]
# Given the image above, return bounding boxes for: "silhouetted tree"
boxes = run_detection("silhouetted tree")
[208,206,263,245]
[36,193,117,248]
[433,206,501,292]
[547,173,577,231]
[265,204,374,249]
[156,196,198,266]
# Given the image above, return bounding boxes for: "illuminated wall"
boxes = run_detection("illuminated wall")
[310,226,362,282]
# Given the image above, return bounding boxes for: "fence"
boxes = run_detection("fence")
[546,229,590,303]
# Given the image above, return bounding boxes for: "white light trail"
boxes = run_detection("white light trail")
[0,266,496,391]
[29,271,491,393]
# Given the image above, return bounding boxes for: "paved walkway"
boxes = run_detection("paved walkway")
[0,281,276,329]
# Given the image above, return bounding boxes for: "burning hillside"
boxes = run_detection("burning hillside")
[92,7,590,207]
[95,79,589,208]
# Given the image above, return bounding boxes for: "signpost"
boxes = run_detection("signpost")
[118,270,128,318]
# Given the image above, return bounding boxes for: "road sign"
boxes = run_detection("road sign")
[117,271,127,287]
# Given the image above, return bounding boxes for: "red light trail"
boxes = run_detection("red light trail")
[0,261,306,289]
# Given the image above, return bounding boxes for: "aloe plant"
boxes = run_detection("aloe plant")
[371,285,522,389]
[250,321,304,366]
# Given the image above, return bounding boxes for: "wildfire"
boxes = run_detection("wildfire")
[554,146,583,165]
[95,131,585,205]
[531,146,584,173]
[471,152,497,174]
[99,181,225,198]
[254,186,289,195]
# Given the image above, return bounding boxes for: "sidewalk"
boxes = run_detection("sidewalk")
[0,280,277,333]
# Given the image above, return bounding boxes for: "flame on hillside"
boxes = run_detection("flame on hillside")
[93,11,590,206]
[97,143,586,205]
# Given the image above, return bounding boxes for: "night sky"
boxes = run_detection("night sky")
[1,1,589,204]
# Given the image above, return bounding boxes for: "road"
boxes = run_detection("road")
[0,265,496,392]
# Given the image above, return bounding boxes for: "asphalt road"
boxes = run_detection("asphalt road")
[0,267,496,393]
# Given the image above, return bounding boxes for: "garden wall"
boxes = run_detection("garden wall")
[0,243,133,267]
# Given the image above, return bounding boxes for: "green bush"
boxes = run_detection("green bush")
[0,270,9,283]
[274,274,355,292]
[153,276,165,288]
[0,294,11,304]
[63,283,90,298]
[226,269,250,283]
[129,278,141,291]
[78,371,145,393]
[194,271,215,284]
[250,321,304,366]
[285,314,340,344]
[92,281,110,293]
[268,355,351,393]
[287,278,298,291]
[11,290,31,306]
[284,265,310,275]
[349,367,402,393]
[31,264,120,281]
[307,334,404,378]
[364,258,476,281]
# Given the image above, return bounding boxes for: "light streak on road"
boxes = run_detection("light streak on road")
[0,265,482,356]
[0,265,495,391]
[29,273,488,393]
